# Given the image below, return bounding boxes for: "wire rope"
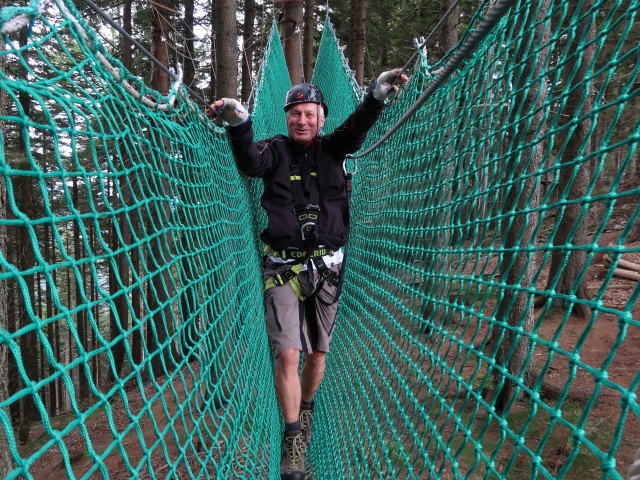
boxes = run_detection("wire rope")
[400,0,462,74]
[347,0,515,160]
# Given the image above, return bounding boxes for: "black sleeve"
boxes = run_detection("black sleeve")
[226,120,277,178]
[323,91,385,158]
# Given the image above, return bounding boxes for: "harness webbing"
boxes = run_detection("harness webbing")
[263,145,342,300]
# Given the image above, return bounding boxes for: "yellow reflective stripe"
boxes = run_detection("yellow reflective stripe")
[310,172,318,177]
[288,277,305,301]
[264,264,306,301]
[290,175,301,181]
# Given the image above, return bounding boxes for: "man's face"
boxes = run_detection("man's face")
[286,102,325,144]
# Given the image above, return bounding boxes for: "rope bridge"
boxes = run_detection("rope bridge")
[1,0,639,478]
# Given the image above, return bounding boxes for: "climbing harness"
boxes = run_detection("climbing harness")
[263,150,348,302]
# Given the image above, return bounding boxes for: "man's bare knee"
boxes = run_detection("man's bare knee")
[305,352,326,371]
[277,349,300,372]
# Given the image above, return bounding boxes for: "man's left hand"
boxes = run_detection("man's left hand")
[372,68,409,101]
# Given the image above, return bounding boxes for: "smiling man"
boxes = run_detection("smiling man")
[210,69,407,480]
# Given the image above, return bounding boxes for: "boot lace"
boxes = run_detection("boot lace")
[283,433,305,469]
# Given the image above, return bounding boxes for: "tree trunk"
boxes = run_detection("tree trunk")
[54,268,62,411]
[44,221,56,415]
[123,0,133,72]
[12,27,38,446]
[487,0,552,413]
[439,0,460,54]
[72,178,90,400]
[151,3,172,97]
[148,0,177,377]
[130,246,143,367]
[302,0,314,82]
[122,0,143,368]
[66,237,72,411]
[542,1,596,318]
[241,0,256,103]
[350,0,366,86]
[0,196,10,474]
[216,0,238,98]
[281,0,304,85]
[107,179,125,380]
[183,0,196,89]
[89,224,99,386]
[0,17,13,465]
[209,2,216,102]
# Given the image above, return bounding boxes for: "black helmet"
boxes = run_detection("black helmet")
[284,83,328,117]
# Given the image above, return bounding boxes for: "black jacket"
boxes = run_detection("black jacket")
[227,92,384,250]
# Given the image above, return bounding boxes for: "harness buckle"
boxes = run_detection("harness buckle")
[300,221,317,242]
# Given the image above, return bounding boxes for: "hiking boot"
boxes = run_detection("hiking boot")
[280,430,306,480]
[299,405,314,445]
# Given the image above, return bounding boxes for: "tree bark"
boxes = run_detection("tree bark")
[302,0,314,82]
[11,27,39,446]
[241,0,256,103]
[72,178,89,399]
[121,0,142,368]
[148,0,177,377]
[281,0,304,85]
[439,0,460,54]
[44,224,56,414]
[215,0,238,98]
[350,0,366,86]
[0,15,13,466]
[209,2,216,102]
[486,0,552,413]
[122,0,133,72]
[183,0,196,89]
[541,0,596,318]
[108,184,126,380]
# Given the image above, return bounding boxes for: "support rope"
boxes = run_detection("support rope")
[347,0,516,160]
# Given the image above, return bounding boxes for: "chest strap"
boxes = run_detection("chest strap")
[289,160,320,247]
[264,245,334,260]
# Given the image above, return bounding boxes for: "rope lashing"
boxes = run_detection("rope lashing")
[80,0,218,114]
[0,0,40,34]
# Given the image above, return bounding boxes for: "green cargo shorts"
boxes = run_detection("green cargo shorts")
[263,259,342,356]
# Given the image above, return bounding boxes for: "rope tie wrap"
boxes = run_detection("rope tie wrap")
[0,0,41,34]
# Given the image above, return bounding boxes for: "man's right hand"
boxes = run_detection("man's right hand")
[208,98,249,127]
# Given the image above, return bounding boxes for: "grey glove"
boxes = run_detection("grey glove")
[214,98,249,127]
[372,69,402,101]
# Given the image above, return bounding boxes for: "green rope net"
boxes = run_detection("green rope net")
[0,1,639,479]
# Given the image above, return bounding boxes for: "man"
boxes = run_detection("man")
[210,68,407,480]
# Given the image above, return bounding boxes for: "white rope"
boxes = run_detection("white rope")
[0,0,42,34]
[1,13,31,34]
[54,0,185,113]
